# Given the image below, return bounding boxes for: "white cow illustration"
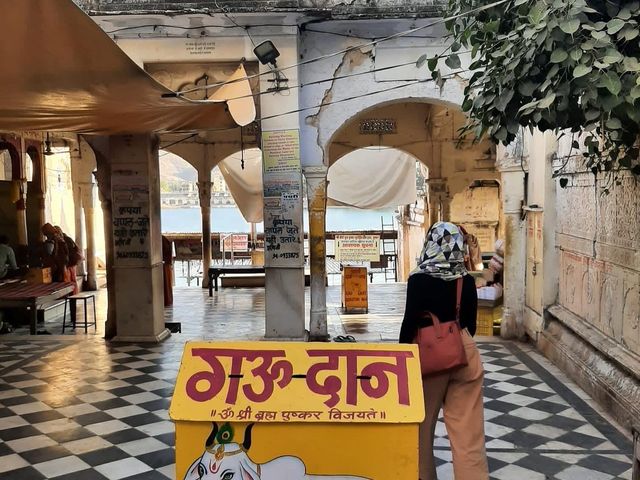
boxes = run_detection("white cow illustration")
[184,422,370,480]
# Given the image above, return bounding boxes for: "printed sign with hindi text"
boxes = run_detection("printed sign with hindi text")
[221,234,249,253]
[335,235,381,263]
[170,342,423,424]
[111,166,151,266]
[262,130,304,268]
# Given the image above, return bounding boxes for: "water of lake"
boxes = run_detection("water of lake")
[161,206,397,233]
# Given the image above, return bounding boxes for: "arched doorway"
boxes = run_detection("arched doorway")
[25,145,45,262]
[326,100,501,279]
[0,141,22,247]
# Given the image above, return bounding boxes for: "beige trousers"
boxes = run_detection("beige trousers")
[419,330,489,480]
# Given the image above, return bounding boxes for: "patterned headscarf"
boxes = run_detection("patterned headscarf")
[414,221,468,281]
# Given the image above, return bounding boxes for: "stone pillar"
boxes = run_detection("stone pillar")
[198,180,213,288]
[69,145,87,279]
[92,135,169,343]
[15,192,28,246]
[259,35,306,340]
[80,182,98,290]
[304,166,329,341]
[427,179,448,224]
[497,149,527,339]
[92,137,117,339]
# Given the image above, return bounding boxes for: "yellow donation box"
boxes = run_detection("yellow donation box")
[170,341,424,480]
[341,266,369,313]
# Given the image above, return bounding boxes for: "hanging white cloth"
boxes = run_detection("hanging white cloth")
[328,149,417,209]
[217,149,264,223]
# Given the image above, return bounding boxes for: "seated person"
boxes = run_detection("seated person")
[0,235,18,279]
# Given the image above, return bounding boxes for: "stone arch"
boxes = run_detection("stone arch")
[158,150,199,209]
[0,141,21,180]
[322,97,469,167]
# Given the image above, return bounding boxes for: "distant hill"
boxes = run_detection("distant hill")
[159,152,197,183]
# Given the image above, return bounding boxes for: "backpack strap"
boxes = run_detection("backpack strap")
[455,277,463,323]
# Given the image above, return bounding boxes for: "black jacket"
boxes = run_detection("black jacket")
[399,273,478,343]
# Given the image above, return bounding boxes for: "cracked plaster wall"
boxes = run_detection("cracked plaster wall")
[298,22,471,167]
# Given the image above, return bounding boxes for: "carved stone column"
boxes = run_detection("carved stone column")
[303,166,329,341]
[80,182,98,291]
[198,180,213,288]
[69,145,86,279]
[496,142,527,340]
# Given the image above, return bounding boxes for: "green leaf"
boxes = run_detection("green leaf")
[451,42,461,53]
[585,109,600,121]
[623,56,640,72]
[570,49,583,61]
[518,81,538,96]
[427,57,438,71]
[606,117,622,129]
[573,64,592,78]
[621,27,640,41]
[603,49,624,64]
[617,8,632,21]
[416,54,428,68]
[495,127,508,142]
[514,0,528,5]
[560,19,581,34]
[538,93,556,108]
[528,2,547,24]
[495,89,515,111]
[551,49,568,63]
[445,54,462,70]
[591,30,608,40]
[519,99,540,113]
[602,72,622,95]
[631,85,640,100]
[606,18,625,34]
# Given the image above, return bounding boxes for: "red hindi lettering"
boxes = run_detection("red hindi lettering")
[305,349,413,407]
[241,351,293,403]
[360,351,412,406]
[185,349,227,402]
[185,348,293,405]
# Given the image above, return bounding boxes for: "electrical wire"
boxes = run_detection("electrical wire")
[105,23,298,35]
[160,133,197,151]
[159,67,468,153]
[182,57,456,104]
[171,0,510,97]
[302,27,440,40]
[213,0,258,48]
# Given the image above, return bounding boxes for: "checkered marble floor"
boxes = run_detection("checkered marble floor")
[0,286,635,479]
[0,337,633,479]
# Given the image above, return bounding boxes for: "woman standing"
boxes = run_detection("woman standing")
[399,221,489,480]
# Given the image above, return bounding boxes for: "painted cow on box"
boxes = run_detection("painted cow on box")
[185,422,370,480]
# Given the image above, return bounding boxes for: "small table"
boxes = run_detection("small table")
[208,266,265,296]
[0,281,76,335]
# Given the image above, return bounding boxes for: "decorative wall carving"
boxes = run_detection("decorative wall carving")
[557,166,640,356]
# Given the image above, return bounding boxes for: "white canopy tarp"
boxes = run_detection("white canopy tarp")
[328,149,417,209]
[0,0,238,134]
[217,149,264,224]
[217,148,417,223]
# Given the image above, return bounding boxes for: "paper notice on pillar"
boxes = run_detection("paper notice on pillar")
[262,130,304,268]
[111,166,151,266]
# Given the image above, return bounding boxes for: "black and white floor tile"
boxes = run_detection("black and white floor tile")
[0,338,632,479]
[0,286,634,479]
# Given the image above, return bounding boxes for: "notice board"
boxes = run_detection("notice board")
[262,130,304,268]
